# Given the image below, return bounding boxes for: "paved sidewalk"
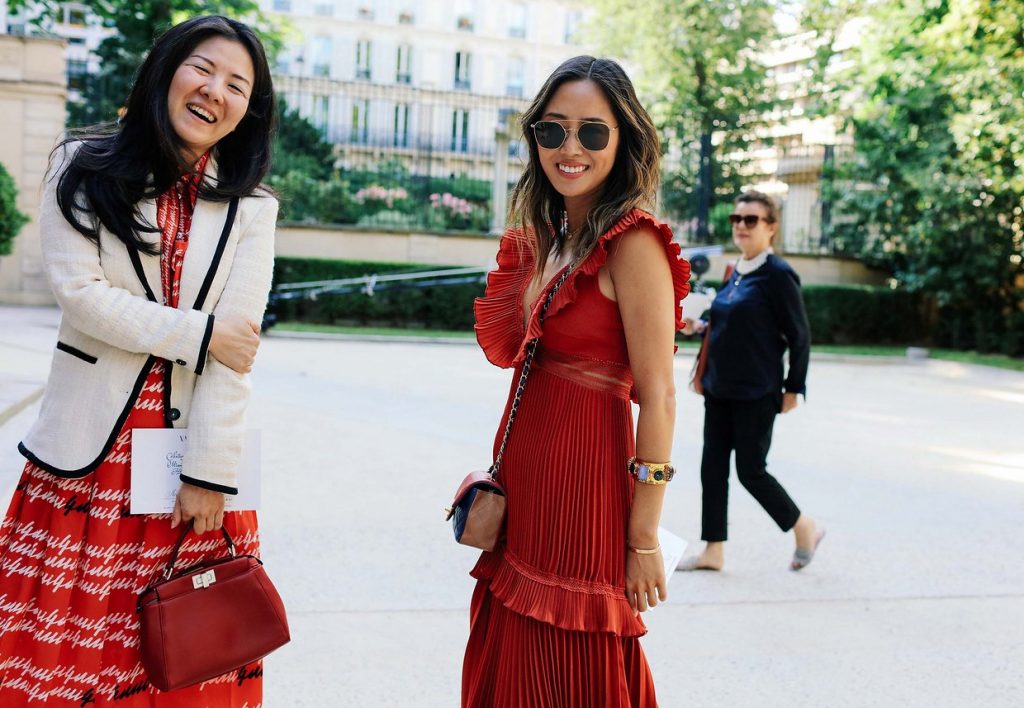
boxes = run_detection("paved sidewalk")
[1,306,1023,707]
[0,306,59,427]
[0,304,944,427]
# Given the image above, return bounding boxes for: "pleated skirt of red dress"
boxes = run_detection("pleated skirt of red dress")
[462,355,658,708]
[0,361,262,707]
[463,584,656,708]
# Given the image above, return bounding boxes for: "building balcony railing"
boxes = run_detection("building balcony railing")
[275,74,531,106]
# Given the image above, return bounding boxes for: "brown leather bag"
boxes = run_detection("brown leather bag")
[690,263,735,395]
[447,470,507,551]
[137,524,290,691]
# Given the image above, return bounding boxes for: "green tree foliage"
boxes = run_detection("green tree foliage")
[0,161,30,256]
[585,0,779,238]
[270,97,334,180]
[10,0,285,128]
[824,0,1024,354]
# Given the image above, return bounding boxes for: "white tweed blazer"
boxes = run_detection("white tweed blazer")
[19,144,277,495]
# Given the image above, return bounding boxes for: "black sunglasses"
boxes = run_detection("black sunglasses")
[530,120,618,151]
[728,214,772,228]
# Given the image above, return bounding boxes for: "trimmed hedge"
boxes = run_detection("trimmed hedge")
[270,257,484,330]
[802,284,930,345]
[271,257,934,345]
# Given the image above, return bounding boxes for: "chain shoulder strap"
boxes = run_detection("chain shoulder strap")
[490,263,574,482]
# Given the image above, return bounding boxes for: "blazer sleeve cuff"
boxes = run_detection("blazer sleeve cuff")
[194,314,215,376]
[180,473,239,496]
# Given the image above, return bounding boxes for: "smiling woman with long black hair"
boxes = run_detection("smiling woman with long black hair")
[0,15,278,705]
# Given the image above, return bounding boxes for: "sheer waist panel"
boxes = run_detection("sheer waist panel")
[534,346,633,400]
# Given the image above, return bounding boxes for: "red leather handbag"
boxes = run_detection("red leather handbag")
[137,524,290,692]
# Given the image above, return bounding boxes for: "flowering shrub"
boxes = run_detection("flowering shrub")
[430,192,472,216]
[355,185,409,209]
[428,192,489,230]
[272,169,493,232]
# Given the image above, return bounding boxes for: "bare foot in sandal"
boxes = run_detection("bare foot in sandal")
[677,541,724,571]
[791,515,826,571]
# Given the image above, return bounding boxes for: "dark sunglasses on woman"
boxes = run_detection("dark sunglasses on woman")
[530,120,618,151]
[728,214,772,228]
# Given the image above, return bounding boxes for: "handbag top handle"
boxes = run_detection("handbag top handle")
[490,261,575,482]
[158,522,237,582]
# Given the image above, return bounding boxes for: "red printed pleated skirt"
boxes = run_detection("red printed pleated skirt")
[0,361,262,706]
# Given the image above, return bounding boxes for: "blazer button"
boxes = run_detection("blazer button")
[168,408,181,421]
[175,359,187,366]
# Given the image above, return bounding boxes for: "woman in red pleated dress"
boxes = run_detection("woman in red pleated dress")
[0,16,278,705]
[463,56,691,707]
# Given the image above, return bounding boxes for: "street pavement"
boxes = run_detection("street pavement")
[0,305,1022,707]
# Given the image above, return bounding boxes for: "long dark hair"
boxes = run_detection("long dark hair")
[508,56,661,274]
[52,15,276,255]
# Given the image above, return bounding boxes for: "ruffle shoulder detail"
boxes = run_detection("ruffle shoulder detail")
[471,549,647,638]
[549,208,691,336]
[473,227,537,368]
[474,210,691,368]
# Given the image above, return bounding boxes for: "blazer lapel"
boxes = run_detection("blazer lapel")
[179,197,231,311]
[128,199,162,303]
[179,157,239,312]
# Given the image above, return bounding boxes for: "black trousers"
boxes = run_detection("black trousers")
[700,392,801,542]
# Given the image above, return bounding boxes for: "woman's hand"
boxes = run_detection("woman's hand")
[209,316,260,373]
[681,317,706,336]
[626,546,667,614]
[781,391,799,414]
[171,483,225,534]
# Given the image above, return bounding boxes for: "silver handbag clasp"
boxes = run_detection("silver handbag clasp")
[191,569,217,589]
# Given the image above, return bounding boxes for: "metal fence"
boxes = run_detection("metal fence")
[749,143,849,255]
[664,143,853,255]
[272,75,533,232]
[275,75,530,181]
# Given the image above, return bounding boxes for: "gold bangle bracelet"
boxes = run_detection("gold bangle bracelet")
[627,457,676,484]
[629,545,661,555]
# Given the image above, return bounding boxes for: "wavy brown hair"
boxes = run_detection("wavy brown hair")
[508,56,661,274]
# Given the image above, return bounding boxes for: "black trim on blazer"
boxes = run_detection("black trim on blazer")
[55,341,97,364]
[18,357,157,478]
[162,360,174,428]
[195,314,215,376]
[126,244,158,303]
[180,474,239,496]
[191,196,239,311]
[24,199,244,479]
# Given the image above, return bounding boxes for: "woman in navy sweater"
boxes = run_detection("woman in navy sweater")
[680,190,825,572]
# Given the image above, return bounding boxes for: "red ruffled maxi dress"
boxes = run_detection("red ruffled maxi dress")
[0,157,263,706]
[463,209,691,707]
